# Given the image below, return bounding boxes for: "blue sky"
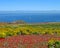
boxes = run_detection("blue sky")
[0,0,60,11]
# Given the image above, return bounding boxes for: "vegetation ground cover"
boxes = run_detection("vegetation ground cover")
[0,23,60,48]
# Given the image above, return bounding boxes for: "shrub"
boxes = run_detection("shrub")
[48,39,60,48]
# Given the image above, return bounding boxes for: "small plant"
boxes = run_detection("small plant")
[48,39,60,48]
[0,32,6,38]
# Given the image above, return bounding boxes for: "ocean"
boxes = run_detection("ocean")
[0,13,60,23]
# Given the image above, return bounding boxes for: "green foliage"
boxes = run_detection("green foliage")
[0,23,60,38]
[32,32,39,35]
[48,40,60,48]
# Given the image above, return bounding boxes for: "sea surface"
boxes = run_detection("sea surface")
[0,13,60,23]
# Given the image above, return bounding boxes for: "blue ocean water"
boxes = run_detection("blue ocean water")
[0,13,60,23]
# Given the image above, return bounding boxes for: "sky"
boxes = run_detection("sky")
[0,0,60,11]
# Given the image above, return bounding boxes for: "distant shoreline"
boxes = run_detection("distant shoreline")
[0,22,60,25]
